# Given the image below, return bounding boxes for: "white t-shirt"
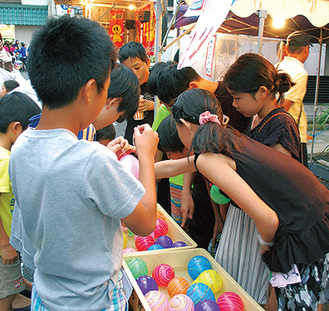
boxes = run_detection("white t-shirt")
[9,128,145,311]
[277,56,308,143]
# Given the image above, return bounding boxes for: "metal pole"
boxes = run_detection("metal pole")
[257,10,268,55]
[155,0,163,62]
[159,0,182,51]
[310,28,323,163]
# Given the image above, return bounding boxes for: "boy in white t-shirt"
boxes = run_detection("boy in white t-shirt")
[9,16,158,311]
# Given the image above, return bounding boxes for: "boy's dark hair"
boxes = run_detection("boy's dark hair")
[148,61,176,96]
[96,124,116,142]
[157,63,200,106]
[108,63,140,119]
[157,115,185,154]
[3,80,19,92]
[27,16,116,109]
[118,41,149,64]
[0,92,41,133]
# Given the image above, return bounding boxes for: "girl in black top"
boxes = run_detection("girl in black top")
[155,88,329,310]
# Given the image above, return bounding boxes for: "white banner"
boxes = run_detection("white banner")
[178,0,235,69]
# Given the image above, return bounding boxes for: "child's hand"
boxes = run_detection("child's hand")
[107,136,135,159]
[138,98,154,112]
[133,124,158,158]
[1,244,18,265]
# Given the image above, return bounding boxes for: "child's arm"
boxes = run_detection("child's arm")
[180,172,196,228]
[205,183,224,245]
[197,153,279,244]
[155,156,197,180]
[121,124,159,236]
[0,214,17,265]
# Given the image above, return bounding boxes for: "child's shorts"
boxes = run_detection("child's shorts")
[31,270,128,311]
[275,252,329,311]
[0,255,25,298]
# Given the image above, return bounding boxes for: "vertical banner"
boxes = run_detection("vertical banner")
[205,35,216,77]
[179,0,235,69]
[134,3,155,56]
[109,10,125,48]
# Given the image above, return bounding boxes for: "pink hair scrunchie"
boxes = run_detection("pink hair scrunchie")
[199,111,221,125]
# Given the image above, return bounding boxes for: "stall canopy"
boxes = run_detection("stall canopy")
[172,0,329,162]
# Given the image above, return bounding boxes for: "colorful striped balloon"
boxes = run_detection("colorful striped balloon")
[157,210,166,221]
[126,258,148,279]
[186,283,216,305]
[217,292,243,311]
[167,277,190,298]
[195,299,220,311]
[152,264,175,286]
[169,294,194,310]
[187,256,212,280]
[135,235,154,251]
[153,218,169,239]
[145,290,169,311]
[192,269,222,294]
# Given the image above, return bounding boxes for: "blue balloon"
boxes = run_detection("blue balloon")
[188,255,212,280]
[147,244,164,251]
[186,283,216,305]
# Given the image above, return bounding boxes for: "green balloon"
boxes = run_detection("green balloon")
[210,185,231,205]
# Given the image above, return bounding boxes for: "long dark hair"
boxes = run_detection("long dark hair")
[224,53,294,104]
[172,89,241,157]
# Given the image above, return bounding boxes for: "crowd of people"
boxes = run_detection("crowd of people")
[0,15,328,311]
[1,36,28,71]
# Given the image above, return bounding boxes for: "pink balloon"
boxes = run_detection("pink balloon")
[217,292,243,311]
[119,154,139,179]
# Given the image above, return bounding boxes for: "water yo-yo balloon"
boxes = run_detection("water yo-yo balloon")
[152,263,175,286]
[217,292,243,311]
[136,275,158,295]
[153,218,169,239]
[145,290,169,311]
[210,185,231,204]
[126,257,148,279]
[173,241,188,248]
[192,269,222,294]
[167,277,190,298]
[169,294,194,310]
[195,299,221,311]
[186,283,215,305]
[135,235,154,251]
[155,235,174,248]
[187,256,212,280]
[118,154,139,179]
[147,244,164,251]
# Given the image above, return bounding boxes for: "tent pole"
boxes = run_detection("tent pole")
[310,28,323,163]
[155,0,163,62]
[257,10,267,55]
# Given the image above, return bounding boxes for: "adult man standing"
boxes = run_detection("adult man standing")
[277,31,311,167]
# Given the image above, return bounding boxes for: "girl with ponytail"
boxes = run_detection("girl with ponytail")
[155,87,329,311]
[215,53,302,308]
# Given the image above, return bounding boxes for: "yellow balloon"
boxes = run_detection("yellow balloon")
[192,269,222,294]
[123,231,127,249]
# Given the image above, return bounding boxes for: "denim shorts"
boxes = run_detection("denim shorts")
[0,255,25,298]
[31,271,128,311]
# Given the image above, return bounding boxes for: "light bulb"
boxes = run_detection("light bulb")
[273,17,285,29]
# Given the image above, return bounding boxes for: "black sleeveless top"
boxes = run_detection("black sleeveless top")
[244,107,300,160]
[195,136,329,273]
